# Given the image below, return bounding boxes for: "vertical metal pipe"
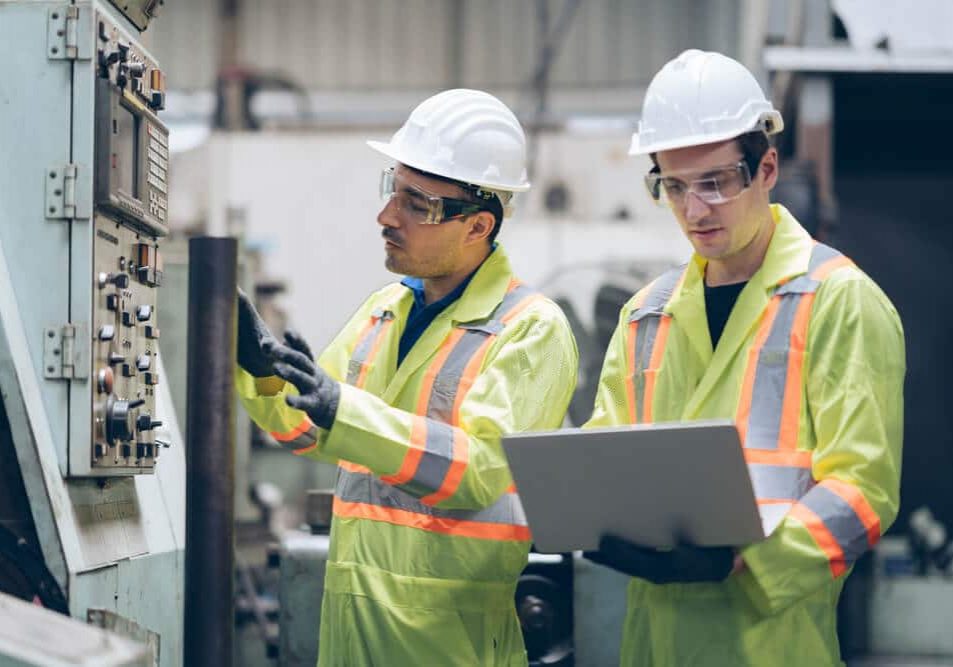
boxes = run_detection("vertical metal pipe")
[184,237,237,667]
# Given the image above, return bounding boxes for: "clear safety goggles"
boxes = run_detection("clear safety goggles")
[379,167,487,225]
[644,160,753,207]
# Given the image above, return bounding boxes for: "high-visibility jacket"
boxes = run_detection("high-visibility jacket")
[586,204,904,666]
[237,246,578,666]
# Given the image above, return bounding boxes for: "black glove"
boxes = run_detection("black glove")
[583,534,734,585]
[237,288,278,377]
[266,329,341,430]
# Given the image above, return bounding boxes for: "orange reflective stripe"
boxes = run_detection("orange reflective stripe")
[333,499,531,542]
[641,316,671,422]
[451,289,543,425]
[271,417,313,442]
[380,416,428,485]
[420,427,468,506]
[823,478,881,546]
[812,255,853,281]
[743,447,813,468]
[417,330,463,415]
[789,503,848,577]
[338,460,372,474]
[736,297,782,446]
[778,293,815,451]
[624,288,651,424]
[293,443,319,455]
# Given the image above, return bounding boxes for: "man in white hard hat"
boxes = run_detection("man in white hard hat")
[584,50,904,665]
[235,89,578,665]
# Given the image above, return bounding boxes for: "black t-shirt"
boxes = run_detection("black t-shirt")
[704,281,747,349]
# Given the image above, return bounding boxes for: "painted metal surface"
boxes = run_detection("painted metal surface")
[0,3,185,665]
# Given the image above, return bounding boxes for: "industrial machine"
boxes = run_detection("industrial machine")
[0,2,184,665]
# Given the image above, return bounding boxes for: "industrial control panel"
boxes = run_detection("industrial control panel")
[87,8,169,474]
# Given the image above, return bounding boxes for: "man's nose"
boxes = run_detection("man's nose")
[377,196,400,228]
[683,191,711,224]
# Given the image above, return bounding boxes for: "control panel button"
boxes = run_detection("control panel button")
[136,354,151,371]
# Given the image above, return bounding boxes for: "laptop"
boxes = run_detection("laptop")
[502,420,765,553]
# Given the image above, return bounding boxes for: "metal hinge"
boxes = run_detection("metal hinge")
[48,6,92,61]
[44,324,89,380]
[46,165,77,219]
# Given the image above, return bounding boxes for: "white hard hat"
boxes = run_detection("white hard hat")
[367,88,531,193]
[629,49,783,156]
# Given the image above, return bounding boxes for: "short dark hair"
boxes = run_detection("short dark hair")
[404,165,504,245]
[649,130,772,176]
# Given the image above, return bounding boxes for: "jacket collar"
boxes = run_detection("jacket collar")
[446,245,516,324]
[664,204,815,416]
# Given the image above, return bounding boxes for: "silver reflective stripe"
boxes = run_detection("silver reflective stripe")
[276,424,320,451]
[427,331,490,423]
[336,468,528,527]
[427,283,538,423]
[758,502,793,536]
[748,462,815,501]
[346,310,394,385]
[745,244,844,449]
[627,266,684,420]
[799,483,872,566]
[395,420,456,498]
[746,296,801,448]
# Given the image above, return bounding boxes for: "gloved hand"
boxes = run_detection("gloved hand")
[265,329,341,430]
[583,534,734,585]
[237,288,278,377]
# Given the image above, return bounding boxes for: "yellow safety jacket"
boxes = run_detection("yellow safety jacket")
[587,205,904,666]
[237,246,578,666]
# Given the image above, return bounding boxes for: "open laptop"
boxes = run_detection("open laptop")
[502,420,765,553]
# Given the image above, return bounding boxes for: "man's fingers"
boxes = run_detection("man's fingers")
[274,362,318,394]
[266,340,315,373]
[284,329,315,361]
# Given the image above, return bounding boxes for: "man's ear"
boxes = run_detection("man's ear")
[760,147,779,191]
[465,211,496,245]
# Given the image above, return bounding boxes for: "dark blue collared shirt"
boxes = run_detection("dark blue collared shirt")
[397,246,497,366]
[398,272,476,366]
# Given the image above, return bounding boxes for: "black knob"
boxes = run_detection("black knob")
[136,414,161,432]
[100,272,129,289]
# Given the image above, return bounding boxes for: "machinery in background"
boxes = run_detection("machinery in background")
[0,2,184,665]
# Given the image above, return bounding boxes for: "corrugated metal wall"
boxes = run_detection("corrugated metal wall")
[145,0,740,94]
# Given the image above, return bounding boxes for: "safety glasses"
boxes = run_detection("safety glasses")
[379,167,486,225]
[644,161,753,207]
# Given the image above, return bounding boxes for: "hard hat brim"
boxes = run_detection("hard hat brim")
[366,139,531,193]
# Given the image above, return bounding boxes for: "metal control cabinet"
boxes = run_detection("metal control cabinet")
[0,2,184,665]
